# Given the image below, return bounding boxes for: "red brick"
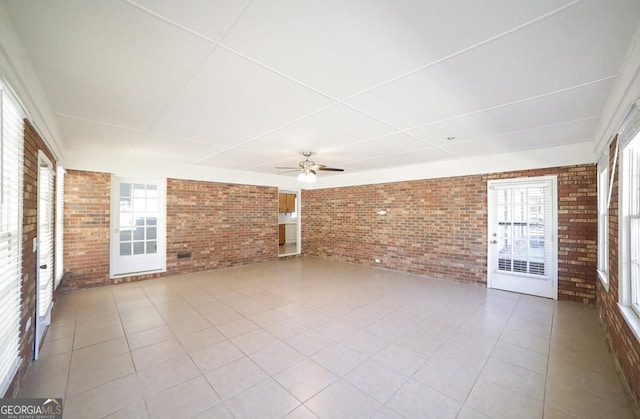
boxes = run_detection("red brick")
[597,136,640,409]
[302,165,597,303]
[62,174,280,290]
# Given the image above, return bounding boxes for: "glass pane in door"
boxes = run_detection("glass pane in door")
[119,182,159,256]
[496,186,548,276]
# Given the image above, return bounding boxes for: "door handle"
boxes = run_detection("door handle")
[490,240,498,245]
[39,264,47,269]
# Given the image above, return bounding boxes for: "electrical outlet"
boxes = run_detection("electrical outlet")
[375,258,381,263]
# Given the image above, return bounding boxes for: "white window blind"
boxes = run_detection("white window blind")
[628,143,640,316]
[597,153,609,287]
[37,157,54,318]
[55,167,64,288]
[0,85,24,396]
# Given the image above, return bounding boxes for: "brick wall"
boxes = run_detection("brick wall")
[62,170,111,289]
[597,137,640,408]
[302,174,488,283]
[486,166,598,303]
[6,120,57,397]
[166,179,278,274]
[302,164,597,303]
[62,171,279,290]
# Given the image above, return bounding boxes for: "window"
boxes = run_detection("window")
[597,152,609,288]
[620,127,640,340]
[55,167,65,288]
[0,83,24,395]
[495,184,551,277]
[622,133,640,315]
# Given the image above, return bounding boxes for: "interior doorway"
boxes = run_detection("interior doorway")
[278,190,300,256]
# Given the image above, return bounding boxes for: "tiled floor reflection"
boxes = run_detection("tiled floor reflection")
[19,258,638,418]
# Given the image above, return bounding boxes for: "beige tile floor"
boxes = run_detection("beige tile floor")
[19,257,639,418]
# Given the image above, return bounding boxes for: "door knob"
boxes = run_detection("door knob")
[39,264,47,269]
[490,240,498,244]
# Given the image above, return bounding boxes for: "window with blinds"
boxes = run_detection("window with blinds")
[597,153,609,288]
[55,167,64,288]
[625,139,640,316]
[0,85,24,395]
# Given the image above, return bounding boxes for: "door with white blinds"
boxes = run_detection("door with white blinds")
[0,85,24,394]
[55,167,65,289]
[487,176,558,299]
[35,152,54,359]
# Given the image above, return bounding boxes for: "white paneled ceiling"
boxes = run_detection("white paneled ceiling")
[3,0,640,184]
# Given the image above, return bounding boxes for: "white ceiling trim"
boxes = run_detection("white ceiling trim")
[124,0,251,45]
[62,141,594,190]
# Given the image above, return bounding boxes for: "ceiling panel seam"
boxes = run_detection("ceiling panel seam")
[123,0,258,136]
[54,112,227,148]
[115,0,585,163]
[340,0,582,104]
[403,76,617,132]
[203,1,588,157]
[441,115,602,146]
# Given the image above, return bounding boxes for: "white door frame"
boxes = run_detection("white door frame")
[35,151,54,359]
[278,189,301,257]
[487,175,558,299]
[110,177,166,278]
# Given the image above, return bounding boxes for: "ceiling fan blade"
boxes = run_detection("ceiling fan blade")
[310,164,326,170]
[275,166,299,170]
[277,169,301,174]
[318,167,344,172]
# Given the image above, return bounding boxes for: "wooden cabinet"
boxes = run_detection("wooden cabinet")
[287,194,295,213]
[278,224,286,245]
[279,194,287,213]
[278,193,296,213]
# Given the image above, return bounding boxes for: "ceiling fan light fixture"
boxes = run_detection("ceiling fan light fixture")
[280,152,344,182]
[297,171,317,183]
[306,172,317,183]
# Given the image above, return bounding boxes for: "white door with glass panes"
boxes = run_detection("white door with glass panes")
[487,176,558,299]
[111,178,166,277]
[35,152,54,359]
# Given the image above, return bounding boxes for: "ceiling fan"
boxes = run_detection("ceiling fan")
[276,152,344,183]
